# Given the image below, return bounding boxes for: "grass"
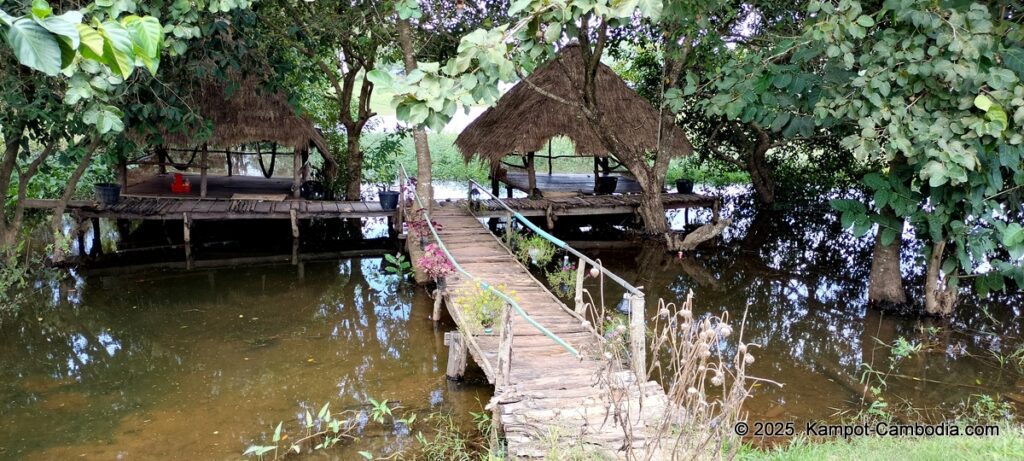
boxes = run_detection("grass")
[740,427,1024,461]
[362,131,750,186]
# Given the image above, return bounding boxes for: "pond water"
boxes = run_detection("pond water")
[2,182,1022,460]
[566,190,1024,426]
[0,258,490,461]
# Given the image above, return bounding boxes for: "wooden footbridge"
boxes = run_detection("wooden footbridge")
[401,168,676,459]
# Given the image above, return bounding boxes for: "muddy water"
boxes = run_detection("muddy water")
[0,259,490,461]
[569,190,1024,425]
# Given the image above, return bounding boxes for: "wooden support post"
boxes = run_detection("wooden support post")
[526,151,537,196]
[574,258,587,315]
[199,144,208,198]
[496,304,514,387]
[444,331,467,381]
[297,261,305,281]
[433,278,446,321]
[182,212,192,268]
[292,148,303,199]
[226,151,232,177]
[504,212,513,245]
[594,156,600,191]
[290,208,300,239]
[506,185,512,198]
[491,175,499,197]
[301,150,310,181]
[291,237,299,266]
[90,217,102,257]
[628,293,647,378]
[397,178,406,234]
[547,139,553,175]
[157,146,167,175]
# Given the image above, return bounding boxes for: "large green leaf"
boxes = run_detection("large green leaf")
[6,18,62,76]
[1004,48,1024,80]
[36,11,82,48]
[99,20,134,78]
[31,0,52,19]
[123,15,162,62]
[0,9,17,27]
[76,23,104,61]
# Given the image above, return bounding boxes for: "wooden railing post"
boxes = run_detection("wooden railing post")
[504,212,513,245]
[629,293,646,378]
[574,257,587,315]
[496,303,514,387]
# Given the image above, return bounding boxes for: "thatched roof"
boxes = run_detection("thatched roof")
[456,44,691,165]
[131,77,331,156]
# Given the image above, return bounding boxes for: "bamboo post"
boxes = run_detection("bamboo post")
[199,143,208,198]
[432,278,446,322]
[444,331,467,381]
[292,148,303,199]
[628,293,647,378]
[496,304,514,387]
[574,257,586,315]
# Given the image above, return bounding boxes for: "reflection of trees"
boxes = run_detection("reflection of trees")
[579,197,1023,418]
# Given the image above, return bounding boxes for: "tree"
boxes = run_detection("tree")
[707,0,1024,314]
[370,0,680,233]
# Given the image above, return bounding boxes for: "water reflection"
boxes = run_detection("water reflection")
[573,191,1023,423]
[0,258,489,461]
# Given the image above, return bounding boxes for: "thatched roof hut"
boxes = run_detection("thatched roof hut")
[456,44,691,166]
[132,77,331,157]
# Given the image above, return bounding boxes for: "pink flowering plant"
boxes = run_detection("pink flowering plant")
[407,208,443,238]
[417,244,455,280]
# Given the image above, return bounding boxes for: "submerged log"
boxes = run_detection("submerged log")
[665,217,732,251]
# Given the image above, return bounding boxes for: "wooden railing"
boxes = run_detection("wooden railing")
[466,179,648,377]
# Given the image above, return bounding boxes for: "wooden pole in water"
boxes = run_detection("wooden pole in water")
[432,278,445,322]
[628,293,647,378]
[200,143,208,198]
[496,304,514,387]
[444,331,467,381]
[182,212,192,268]
[290,208,300,239]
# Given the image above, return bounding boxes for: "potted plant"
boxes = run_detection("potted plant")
[675,177,694,194]
[94,182,121,206]
[457,282,515,334]
[594,174,617,194]
[417,243,455,289]
[363,131,407,210]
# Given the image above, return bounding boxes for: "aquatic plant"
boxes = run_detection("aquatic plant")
[414,411,493,461]
[384,253,413,278]
[243,399,414,460]
[417,244,454,281]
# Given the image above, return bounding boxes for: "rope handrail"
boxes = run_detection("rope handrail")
[467,179,643,298]
[399,165,580,358]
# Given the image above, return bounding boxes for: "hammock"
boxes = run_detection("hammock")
[256,143,277,179]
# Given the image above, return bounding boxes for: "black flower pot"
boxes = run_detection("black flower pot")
[675,179,694,194]
[378,190,400,210]
[594,176,618,195]
[300,180,326,200]
[94,183,121,206]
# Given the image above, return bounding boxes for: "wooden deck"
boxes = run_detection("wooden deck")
[423,205,671,459]
[23,196,394,220]
[464,192,717,219]
[125,173,295,199]
[501,172,642,195]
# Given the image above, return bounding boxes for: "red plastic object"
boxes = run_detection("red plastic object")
[170,173,191,193]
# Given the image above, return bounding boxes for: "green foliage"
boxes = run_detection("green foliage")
[545,266,576,299]
[363,130,408,191]
[383,253,413,279]
[455,282,513,331]
[511,231,556,268]
[414,412,494,461]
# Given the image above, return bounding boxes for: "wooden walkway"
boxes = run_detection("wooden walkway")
[422,203,672,459]
[23,197,394,221]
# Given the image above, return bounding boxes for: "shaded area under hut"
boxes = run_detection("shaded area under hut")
[124,77,335,200]
[455,44,691,199]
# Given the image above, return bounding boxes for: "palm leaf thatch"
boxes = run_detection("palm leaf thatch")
[130,77,332,161]
[456,44,690,167]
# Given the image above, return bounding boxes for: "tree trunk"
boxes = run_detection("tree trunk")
[747,136,775,205]
[344,131,363,201]
[397,18,433,209]
[636,185,669,234]
[867,209,907,308]
[924,240,957,316]
[51,139,100,264]
[1,135,22,252]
